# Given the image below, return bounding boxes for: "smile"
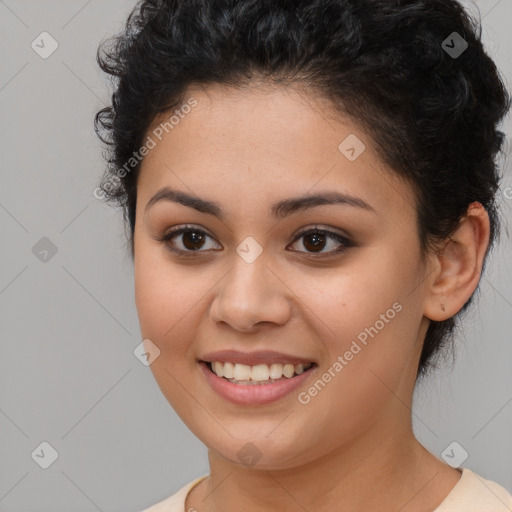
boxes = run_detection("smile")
[200,360,318,405]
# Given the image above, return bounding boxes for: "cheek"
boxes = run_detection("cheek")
[134,253,206,418]
[290,246,422,367]
[134,248,199,349]
[287,257,397,339]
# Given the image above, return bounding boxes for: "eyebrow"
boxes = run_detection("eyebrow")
[144,186,377,220]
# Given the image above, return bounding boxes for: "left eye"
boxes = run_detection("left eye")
[288,227,352,255]
[158,225,352,256]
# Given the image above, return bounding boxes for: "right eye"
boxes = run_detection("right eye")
[158,225,222,256]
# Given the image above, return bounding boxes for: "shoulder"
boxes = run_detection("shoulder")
[434,467,512,511]
[141,475,208,512]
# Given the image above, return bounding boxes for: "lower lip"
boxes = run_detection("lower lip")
[199,361,317,406]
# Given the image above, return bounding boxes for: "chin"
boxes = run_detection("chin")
[207,433,316,471]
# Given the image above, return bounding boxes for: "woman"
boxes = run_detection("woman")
[94,0,512,510]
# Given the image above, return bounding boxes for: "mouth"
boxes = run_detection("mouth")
[202,360,317,385]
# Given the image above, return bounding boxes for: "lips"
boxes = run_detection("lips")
[199,360,317,405]
[198,349,318,405]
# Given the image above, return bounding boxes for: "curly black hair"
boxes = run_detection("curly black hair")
[94,0,510,381]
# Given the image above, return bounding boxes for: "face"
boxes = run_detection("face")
[134,82,432,470]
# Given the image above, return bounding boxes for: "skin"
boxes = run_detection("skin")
[133,82,490,512]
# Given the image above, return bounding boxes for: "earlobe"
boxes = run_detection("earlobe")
[423,202,490,321]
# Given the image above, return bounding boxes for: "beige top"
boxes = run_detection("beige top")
[142,467,512,512]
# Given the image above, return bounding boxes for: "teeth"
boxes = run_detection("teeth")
[233,363,252,381]
[223,362,234,379]
[212,361,224,378]
[209,361,313,382]
[283,364,295,378]
[269,363,283,379]
[251,364,270,381]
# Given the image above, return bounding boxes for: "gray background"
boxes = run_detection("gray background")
[0,0,511,510]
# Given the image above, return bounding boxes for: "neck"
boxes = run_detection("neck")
[191,410,449,512]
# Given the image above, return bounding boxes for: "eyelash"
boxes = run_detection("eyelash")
[157,224,354,258]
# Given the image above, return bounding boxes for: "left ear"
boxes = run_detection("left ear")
[423,202,490,321]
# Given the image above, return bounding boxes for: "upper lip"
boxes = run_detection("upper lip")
[200,350,316,366]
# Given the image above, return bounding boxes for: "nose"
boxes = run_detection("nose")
[209,253,292,333]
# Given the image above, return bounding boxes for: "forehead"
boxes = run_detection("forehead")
[145,82,346,158]
[137,82,415,219]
